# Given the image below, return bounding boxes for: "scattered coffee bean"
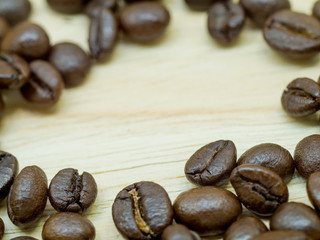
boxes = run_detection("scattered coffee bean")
[313,1,320,21]
[185,140,236,186]
[173,186,242,236]
[185,0,217,11]
[161,224,201,240]
[10,237,38,240]
[0,151,18,200]
[0,17,9,42]
[7,165,47,226]
[0,218,3,240]
[119,2,170,43]
[86,0,118,17]
[112,181,173,239]
[294,134,320,178]
[307,171,320,213]
[0,0,31,26]
[42,212,95,240]
[230,164,288,216]
[237,143,294,183]
[47,0,90,14]
[250,231,311,240]
[263,10,320,59]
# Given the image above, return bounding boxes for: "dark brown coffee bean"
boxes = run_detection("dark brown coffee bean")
[10,237,39,240]
[42,212,95,240]
[237,143,294,183]
[47,0,90,14]
[49,168,97,213]
[21,60,64,106]
[48,42,91,88]
[173,186,242,236]
[208,1,245,44]
[86,0,118,17]
[250,231,312,240]
[0,218,4,240]
[281,78,320,118]
[185,0,217,11]
[263,10,320,59]
[223,216,268,240]
[0,151,18,200]
[0,18,9,42]
[119,2,170,43]
[112,181,173,240]
[294,134,320,178]
[230,164,288,216]
[2,22,50,60]
[313,1,320,21]
[89,8,118,62]
[161,224,201,240]
[0,0,31,26]
[7,165,47,226]
[185,140,236,186]
[270,202,320,239]
[307,172,320,213]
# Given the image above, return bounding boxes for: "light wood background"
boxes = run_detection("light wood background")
[0,0,319,239]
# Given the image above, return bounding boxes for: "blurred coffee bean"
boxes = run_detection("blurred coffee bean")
[0,151,18,200]
[0,0,31,25]
[47,0,91,14]
[86,0,118,17]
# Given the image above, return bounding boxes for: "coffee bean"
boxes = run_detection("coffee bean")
[42,212,95,240]
[125,0,159,3]
[161,224,201,240]
[47,0,90,14]
[119,2,170,43]
[48,42,91,88]
[7,165,47,226]
[281,78,320,118]
[230,164,288,216]
[85,0,118,18]
[307,172,320,213]
[112,181,173,239]
[263,10,320,59]
[294,134,320,178]
[0,94,4,118]
[2,22,50,60]
[270,202,320,239]
[208,1,245,44]
[0,151,18,200]
[237,143,294,183]
[0,218,4,240]
[173,186,242,236]
[10,237,38,240]
[0,0,31,26]
[313,1,320,21]
[0,18,9,42]
[49,168,97,213]
[185,0,217,11]
[223,216,268,240]
[250,231,312,240]
[185,140,236,186]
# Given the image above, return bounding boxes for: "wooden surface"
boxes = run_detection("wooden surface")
[0,0,319,239]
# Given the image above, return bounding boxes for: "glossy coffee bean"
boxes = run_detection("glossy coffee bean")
[85,0,118,18]
[0,151,18,200]
[263,10,320,59]
[0,218,3,240]
[2,22,50,60]
[48,42,91,88]
[185,0,217,11]
[307,172,320,213]
[120,2,170,43]
[185,140,236,186]
[294,135,320,178]
[7,165,47,226]
[173,186,242,236]
[270,202,320,239]
[11,237,39,240]
[281,78,320,118]
[230,164,288,216]
[0,18,9,42]
[161,224,201,240]
[313,1,320,21]
[250,231,311,240]
[42,212,95,240]
[0,0,31,26]
[47,0,90,14]
[224,216,268,240]
[112,181,173,240]
[237,143,294,183]
[49,168,97,213]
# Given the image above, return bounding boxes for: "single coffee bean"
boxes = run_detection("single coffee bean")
[7,165,47,226]
[119,2,170,43]
[10,237,39,240]
[173,186,242,236]
[207,1,245,44]
[48,42,91,88]
[21,60,64,106]
[307,172,320,213]
[0,151,18,200]
[0,217,4,240]
[270,202,320,239]
[223,216,268,240]
[185,0,217,11]
[263,10,320,59]
[313,1,320,21]
[237,143,294,183]
[0,17,9,42]
[294,134,320,178]
[0,0,31,26]
[85,0,118,18]
[47,0,91,14]
[281,78,320,118]
[2,22,50,60]
[230,164,288,216]
[112,181,173,240]
[161,224,201,240]
[250,231,312,240]
[42,212,95,240]
[185,140,237,186]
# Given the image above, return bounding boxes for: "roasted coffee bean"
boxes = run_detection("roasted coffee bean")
[49,168,97,213]
[173,186,242,236]
[230,164,288,216]
[0,151,18,200]
[281,78,320,118]
[2,22,50,60]
[0,218,3,240]
[85,0,118,17]
[42,212,95,240]
[7,165,47,226]
[185,0,217,11]
[270,202,320,239]
[0,0,31,26]
[112,181,173,240]
[119,2,170,43]
[237,143,294,183]
[224,216,268,240]
[10,237,39,240]
[0,94,4,118]
[161,224,201,240]
[313,1,320,21]
[250,231,311,240]
[294,134,320,178]
[89,8,118,62]
[21,60,64,106]
[307,172,320,213]
[48,42,91,88]
[263,10,320,59]
[185,140,236,186]
[0,18,9,42]
[208,1,245,44]
[47,0,90,14]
